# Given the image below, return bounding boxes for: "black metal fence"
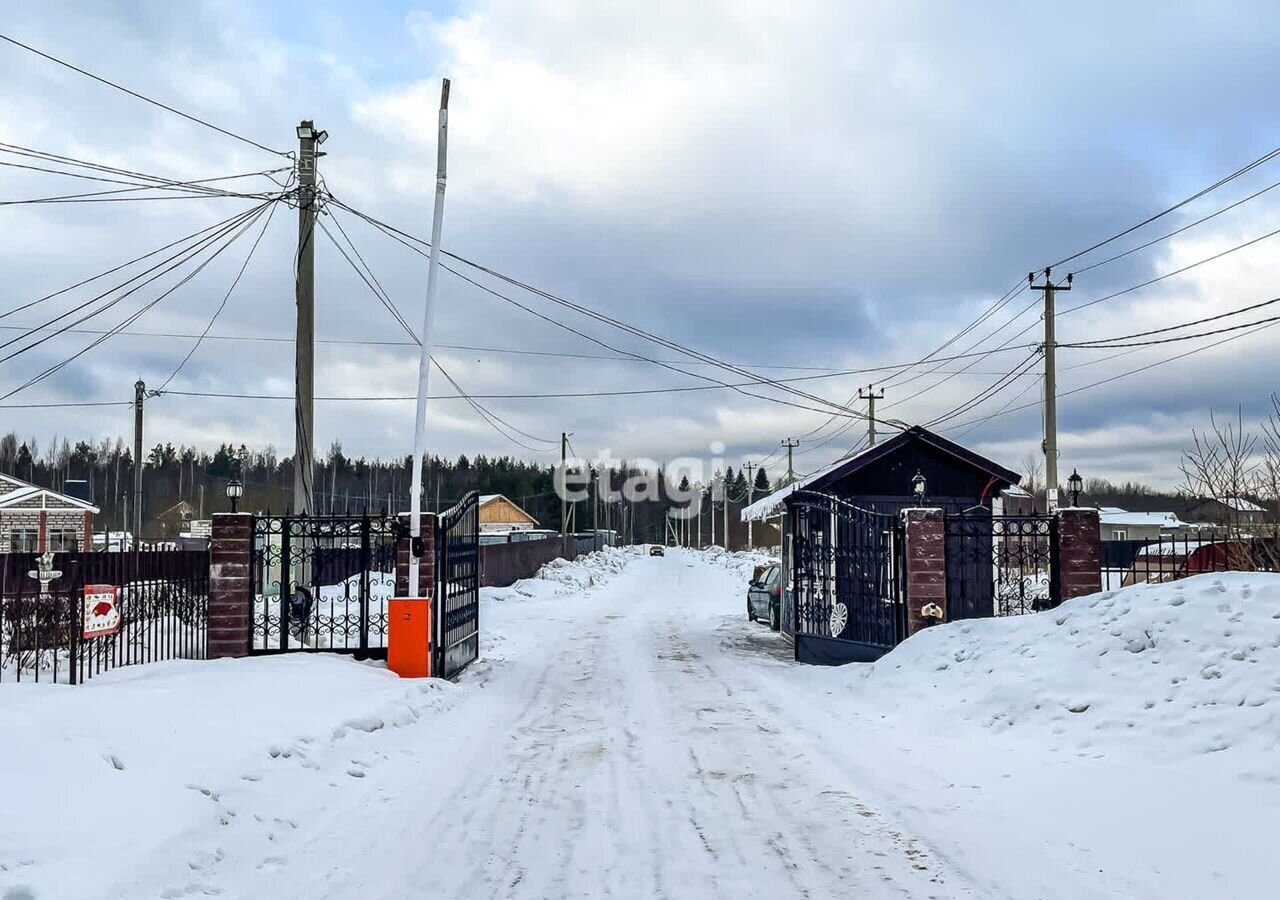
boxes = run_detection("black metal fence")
[1,549,208,684]
[249,514,399,657]
[945,512,1060,619]
[435,492,480,679]
[1101,529,1279,589]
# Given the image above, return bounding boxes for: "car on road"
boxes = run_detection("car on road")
[747,562,781,630]
[649,545,665,556]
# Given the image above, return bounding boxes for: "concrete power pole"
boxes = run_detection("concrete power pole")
[560,433,568,543]
[858,386,885,447]
[743,461,758,550]
[293,119,324,518]
[133,379,145,541]
[781,438,799,487]
[1030,268,1071,511]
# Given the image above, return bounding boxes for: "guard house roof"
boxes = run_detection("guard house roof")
[743,425,1020,521]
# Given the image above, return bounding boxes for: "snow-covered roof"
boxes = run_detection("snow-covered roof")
[1002,485,1032,498]
[1099,509,1185,529]
[1222,497,1265,512]
[0,476,99,513]
[479,493,500,504]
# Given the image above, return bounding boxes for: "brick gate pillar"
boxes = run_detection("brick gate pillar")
[208,513,252,659]
[1057,507,1101,601]
[902,508,946,636]
[395,513,437,597]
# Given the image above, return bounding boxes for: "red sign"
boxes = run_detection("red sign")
[83,585,121,639]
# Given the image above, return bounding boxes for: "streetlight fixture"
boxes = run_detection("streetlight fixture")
[226,474,244,514]
[1067,468,1083,507]
[296,123,315,140]
[911,469,927,505]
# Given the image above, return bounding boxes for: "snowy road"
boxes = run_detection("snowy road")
[234,550,972,900]
[7,548,1277,900]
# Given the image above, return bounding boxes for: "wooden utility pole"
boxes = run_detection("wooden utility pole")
[1030,268,1071,511]
[560,432,568,542]
[858,386,885,447]
[592,467,599,551]
[781,438,799,487]
[132,379,145,541]
[294,119,323,518]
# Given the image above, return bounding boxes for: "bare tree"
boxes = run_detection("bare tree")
[1020,451,1045,512]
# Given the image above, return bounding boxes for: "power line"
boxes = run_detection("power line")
[1044,142,1280,271]
[1071,174,1280,277]
[2,200,274,400]
[0,32,290,158]
[0,167,290,206]
[0,202,277,324]
[1060,312,1280,349]
[1062,295,1280,347]
[327,196,893,426]
[1060,221,1280,316]
[430,357,557,452]
[0,202,271,363]
[944,317,1280,433]
[157,199,281,392]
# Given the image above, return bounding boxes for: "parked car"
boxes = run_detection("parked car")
[649,545,665,557]
[747,562,781,630]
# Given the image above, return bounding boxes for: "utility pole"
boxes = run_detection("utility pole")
[710,476,717,547]
[132,379,144,541]
[407,79,450,596]
[724,480,730,552]
[560,432,568,543]
[592,467,599,551]
[858,386,885,447]
[781,438,799,487]
[294,119,325,520]
[1030,268,1071,511]
[743,461,758,550]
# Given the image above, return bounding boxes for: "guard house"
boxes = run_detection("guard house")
[743,425,1020,664]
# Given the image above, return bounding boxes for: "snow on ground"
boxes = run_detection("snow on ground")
[3,549,1279,899]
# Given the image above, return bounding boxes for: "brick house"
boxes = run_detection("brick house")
[0,473,98,553]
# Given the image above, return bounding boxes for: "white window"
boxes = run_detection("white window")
[8,528,38,552]
[1111,529,1128,541]
[48,527,79,552]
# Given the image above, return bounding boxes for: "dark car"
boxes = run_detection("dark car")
[747,563,781,630]
[649,545,665,557]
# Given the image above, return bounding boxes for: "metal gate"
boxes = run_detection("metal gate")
[945,511,1060,619]
[249,514,398,657]
[434,491,480,679]
[789,491,905,665]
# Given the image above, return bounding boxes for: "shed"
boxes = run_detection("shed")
[743,425,1020,522]
[742,425,1021,665]
[478,494,540,533]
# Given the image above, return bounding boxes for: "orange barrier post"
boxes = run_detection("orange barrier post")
[388,596,432,678]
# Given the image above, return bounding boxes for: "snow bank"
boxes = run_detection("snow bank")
[483,545,636,602]
[860,572,1280,770]
[0,655,459,899]
[695,545,775,582]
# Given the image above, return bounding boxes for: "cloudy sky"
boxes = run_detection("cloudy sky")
[2,0,1279,488]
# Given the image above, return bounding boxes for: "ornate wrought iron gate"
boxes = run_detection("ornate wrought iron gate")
[249,514,398,657]
[434,491,480,679]
[789,491,905,665]
[944,511,1060,619]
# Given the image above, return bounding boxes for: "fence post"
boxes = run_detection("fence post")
[902,508,946,636]
[1056,507,1101,601]
[208,513,252,659]
[395,513,436,596]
